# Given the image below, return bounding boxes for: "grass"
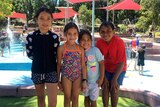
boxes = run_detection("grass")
[0,95,149,107]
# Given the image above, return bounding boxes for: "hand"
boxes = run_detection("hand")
[58,81,63,91]
[101,77,109,90]
[96,78,104,87]
[82,81,87,93]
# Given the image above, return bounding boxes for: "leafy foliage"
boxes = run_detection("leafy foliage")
[0,0,12,20]
[12,0,56,23]
[136,0,160,31]
[78,5,92,27]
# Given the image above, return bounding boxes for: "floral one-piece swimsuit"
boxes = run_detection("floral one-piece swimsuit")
[61,43,82,81]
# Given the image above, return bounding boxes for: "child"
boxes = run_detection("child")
[78,29,104,107]
[0,31,10,57]
[20,30,28,56]
[57,22,87,107]
[137,45,146,75]
[96,21,127,107]
[129,36,139,70]
[26,6,59,107]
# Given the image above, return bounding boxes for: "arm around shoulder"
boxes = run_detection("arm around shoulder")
[80,46,87,80]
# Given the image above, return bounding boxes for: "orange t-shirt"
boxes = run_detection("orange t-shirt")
[96,36,127,73]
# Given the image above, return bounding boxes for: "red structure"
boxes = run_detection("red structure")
[67,0,98,4]
[8,12,26,19]
[100,0,141,10]
[53,7,78,19]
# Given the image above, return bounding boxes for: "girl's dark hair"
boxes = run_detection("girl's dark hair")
[78,29,92,43]
[64,22,79,34]
[35,6,53,19]
[23,30,26,33]
[99,21,115,31]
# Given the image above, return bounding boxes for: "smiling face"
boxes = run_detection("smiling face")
[65,27,79,44]
[99,25,114,43]
[79,34,92,50]
[36,11,52,33]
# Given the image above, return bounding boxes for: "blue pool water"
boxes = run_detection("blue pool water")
[0,41,32,71]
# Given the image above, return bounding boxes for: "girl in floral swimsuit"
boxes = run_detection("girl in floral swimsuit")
[57,22,87,107]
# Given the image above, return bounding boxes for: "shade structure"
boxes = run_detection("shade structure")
[53,12,64,19]
[52,7,79,19]
[67,0,98,4]
[8,12,26,19]
[100,0,141,10]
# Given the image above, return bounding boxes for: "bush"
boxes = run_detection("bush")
[118,24,128,34]
[155,32,160,38]
[95,18,101,25]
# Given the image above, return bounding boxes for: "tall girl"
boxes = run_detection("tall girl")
[26,6,59,107]
[57,22,87,107]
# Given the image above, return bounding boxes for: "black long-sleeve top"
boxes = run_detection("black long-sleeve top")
[26,30,59,73]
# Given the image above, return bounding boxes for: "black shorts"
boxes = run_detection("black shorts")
[130,51,136,59]
[137,59,144,66]
[31,72,58,84]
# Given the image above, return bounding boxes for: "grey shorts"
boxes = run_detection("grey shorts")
[84,83,99,101]
[31,72,58,84]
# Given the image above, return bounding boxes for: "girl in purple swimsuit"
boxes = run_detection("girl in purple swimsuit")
[57,22,87,107]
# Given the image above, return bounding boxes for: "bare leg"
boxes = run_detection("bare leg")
[138,66,141,75]
[102,79,110,107]
[22,47,26,56]
[23,47,25,56]
[46,83,58,107]
[61,76,72,107]
[35,84,46,107]
[72,77,81,107]
[134,58,137,71]
[1,49,4,57]
[91,100,97,107]
[110,85,119,107]
[127,58,132,68]
[8,47,11,55]
[84,97,90,107]
[141,66,144,75]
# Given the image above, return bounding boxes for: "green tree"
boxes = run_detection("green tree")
[12,0,56,24]
[78,4,92,27]
[0,0,12,20]
[136,0,160,32]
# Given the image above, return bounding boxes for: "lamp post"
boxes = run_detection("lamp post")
[112,0,117,24]
[24,1,28,27]
[65,1,69,25]
[106,0,117,22]
[106,0,109,21]
[92,0,95,46]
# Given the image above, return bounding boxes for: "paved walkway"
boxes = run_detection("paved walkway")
[122,60,160,95]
